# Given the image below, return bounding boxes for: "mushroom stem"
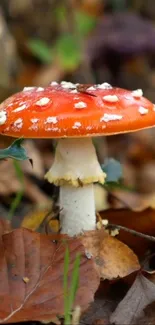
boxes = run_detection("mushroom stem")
[45,137,106,236]
[60,184,96,236]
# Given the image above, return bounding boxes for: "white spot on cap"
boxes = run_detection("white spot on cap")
[72,122,81,129]
[31,118,39,123]
[70,89,78,93]
[74,101,87,109]
[23,87,35,91]
[138,106,148,115]
[103,95,119,103]
[13,104,27,112]
[14,118,23,129]
[50,81,58,86]
[132,89,143,98]
[29,124,38,131]
[153,104,155,111]
[45,116,58,124]
[36,87,44,92]
[45,127,59,132]
[98,83,112,89]
[0,110,7,125]
[87,86,96,91]
[86,126,92,130]
[100,113,122,122]
[61,81,75,89]
[36,97,50,106]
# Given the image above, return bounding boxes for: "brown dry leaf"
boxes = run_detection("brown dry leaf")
[0,219,11,235]
[0,158,50,205]
[100,208,155,257]
[0,228,99,323]
[82,229,140,280]
[110,274,155,325]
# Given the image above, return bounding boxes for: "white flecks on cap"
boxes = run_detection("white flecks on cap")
[138,106,148,115]
[45,127,59,132]
[36,87,44,92]
[72,122,82,129]
[29,124,38,131]
[31,118,39,123]
[23,87,35,92]
[98,82,112,90]
[132,89,143,98]
[70,89,78,93]
[45,116,58,124]
[74,101,87,109]
[13,118,23,129]
[100,113,122,122]
[50,81,58,86]
[103,95,119,103]
[87,86,96,91]
[61,81,75,89]
[0,110,7,125]
[86,126,92,130]
[4,126,9,132]
[13,104,27,112]
[36,97,50,106]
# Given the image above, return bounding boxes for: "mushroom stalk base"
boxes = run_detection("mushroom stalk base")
[60,184,96,236]
[45,137,106,236]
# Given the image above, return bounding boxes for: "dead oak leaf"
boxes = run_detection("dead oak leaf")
[0,228,99,323]
[82,229,140,279]
[110,274,155,325]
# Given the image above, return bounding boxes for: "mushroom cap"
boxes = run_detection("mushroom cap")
[0,82,154,138]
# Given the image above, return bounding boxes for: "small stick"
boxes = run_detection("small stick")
[108,223,155,242]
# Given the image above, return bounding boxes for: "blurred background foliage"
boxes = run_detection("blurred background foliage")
[1,0,155,228]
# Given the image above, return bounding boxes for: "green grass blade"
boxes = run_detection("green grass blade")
[64,246,70,324]
[68,253,81,313]
[8,160,24,220]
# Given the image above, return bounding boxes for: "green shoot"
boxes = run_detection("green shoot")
[63,246,81,325]
[8,160,24,220]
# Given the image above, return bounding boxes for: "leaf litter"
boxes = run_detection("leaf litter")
[0,226,99,323]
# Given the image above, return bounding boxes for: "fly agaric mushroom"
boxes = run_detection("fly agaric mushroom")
[0,81,155,236]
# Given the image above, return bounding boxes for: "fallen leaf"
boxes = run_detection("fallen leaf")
[100,208,155,257]
[110,274,155,325]
[0,219,11,236]
[0,228,99,323]
[82,229,140,279]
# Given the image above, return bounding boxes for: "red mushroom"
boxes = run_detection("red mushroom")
[0,81,154,236]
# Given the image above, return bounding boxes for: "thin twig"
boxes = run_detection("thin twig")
[109,223,155,242]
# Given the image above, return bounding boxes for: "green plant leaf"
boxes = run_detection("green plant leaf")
[102,158,122,183]
[0,138,30,161]
[76,11,97,36]
[27,39,53,64]
[104,181,134,191]
[55,34,81,70]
